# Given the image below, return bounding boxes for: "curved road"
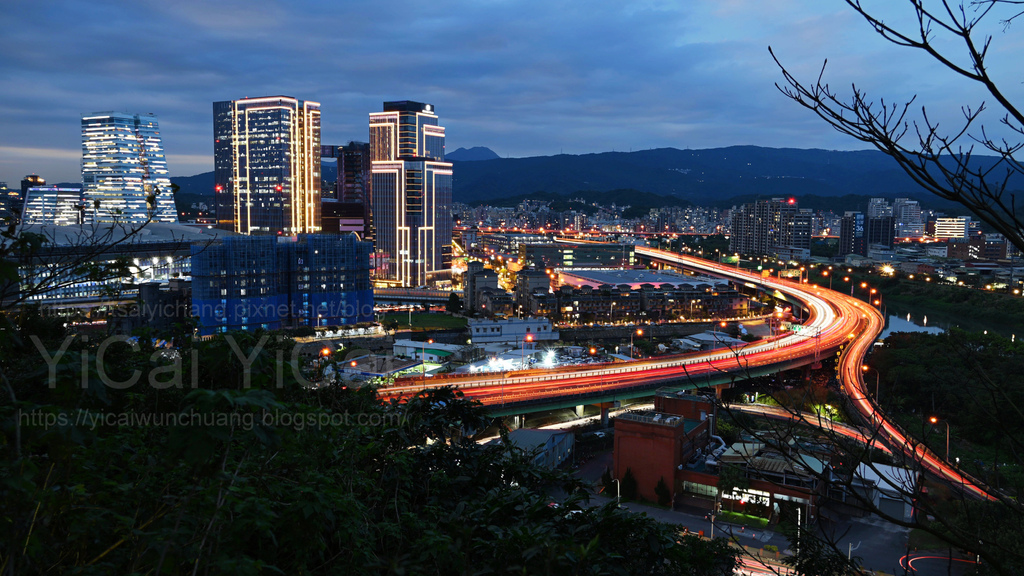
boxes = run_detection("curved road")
[638,247,996,501]
[382,246,996,500]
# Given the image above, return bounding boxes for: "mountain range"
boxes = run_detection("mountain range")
[171,145,1007,211]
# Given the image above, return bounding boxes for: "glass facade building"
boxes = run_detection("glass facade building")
[370,101,453,287]
[21,186,85,226]
[213,96,322,235]
[81,112,178,223]
[191,234,373,336]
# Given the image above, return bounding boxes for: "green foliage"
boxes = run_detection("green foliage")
[715,420,740,446]
[655,476,671,507]
[781,526,859,576]
[716,464,749,512]
[621,467,638,501]
[446,291,463,314]
[0,331,737,574]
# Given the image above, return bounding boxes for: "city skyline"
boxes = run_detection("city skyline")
[4,1,1022,184]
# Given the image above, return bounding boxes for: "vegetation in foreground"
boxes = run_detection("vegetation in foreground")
[0,322,737,575]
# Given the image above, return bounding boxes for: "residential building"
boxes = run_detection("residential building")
[729,198,812,256]
[866,197,891,219]
[81,112,178,223]
[370,101,453,286]
[464,261,499,312]
[213,96,322,234]
[892,198,924,238]
[191,234,372,336]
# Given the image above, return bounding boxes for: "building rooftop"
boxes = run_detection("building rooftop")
[507,428,571,451]
[617,410,703,433]
[557,268,729,290]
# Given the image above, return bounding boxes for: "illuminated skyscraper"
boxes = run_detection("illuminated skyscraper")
[213,96,321,234]
[81,112,177,223]
[370,101,452,286]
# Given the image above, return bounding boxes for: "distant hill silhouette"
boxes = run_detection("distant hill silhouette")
[446,146,500,161]
[173,145,1015,211]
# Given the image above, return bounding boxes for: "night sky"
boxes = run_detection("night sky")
[2,0,1020,184]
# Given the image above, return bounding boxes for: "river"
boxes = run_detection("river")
[879,301,1019,340]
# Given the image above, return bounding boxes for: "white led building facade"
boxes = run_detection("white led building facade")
[21,187,84,226]
[370,101,452,287]
[81,112,178,223]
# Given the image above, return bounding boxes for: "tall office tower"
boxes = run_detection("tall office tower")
[370,101,453,287]
[866,197,892,219]
[21,175,45,199]
[213,96,321,234]
[838,211,866,257]
[81,113,178,223]
[729,198,811,256]
[892,198,924,238]
[321,142,372,241]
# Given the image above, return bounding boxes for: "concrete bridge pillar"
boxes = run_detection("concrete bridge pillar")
[575,404,585,418]
[600,405,610,427]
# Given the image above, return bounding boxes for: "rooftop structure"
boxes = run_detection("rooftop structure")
[556,268,729,290]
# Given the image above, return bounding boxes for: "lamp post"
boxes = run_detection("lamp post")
[612,478,621,508]
[630,328,643,359]
[861,365,880,401]
[521,333,534,370]
[930,416,951,461]
[422,338,434,381]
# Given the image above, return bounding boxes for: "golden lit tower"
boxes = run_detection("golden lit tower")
[369,101,452,287]
[213,96,321,234]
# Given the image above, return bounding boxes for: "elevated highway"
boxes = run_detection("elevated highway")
[381,245,998,499]
[381,248,860,416]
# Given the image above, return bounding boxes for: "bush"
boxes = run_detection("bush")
[655,477,671,507]
[621,468,638,500]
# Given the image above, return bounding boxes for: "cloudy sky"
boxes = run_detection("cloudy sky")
[2,0,1021,183]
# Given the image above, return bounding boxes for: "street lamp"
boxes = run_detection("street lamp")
[861,365,880,400]
[630,328,643,359]
[930,416,951,461]
[612,478,621,508]
[422,338,434,380]
[521,333,534,369]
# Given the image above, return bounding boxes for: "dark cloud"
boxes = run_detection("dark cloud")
[1,0,1019,183]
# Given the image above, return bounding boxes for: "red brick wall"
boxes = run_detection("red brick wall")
[614,419,683,502]
[654,396,714,421]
